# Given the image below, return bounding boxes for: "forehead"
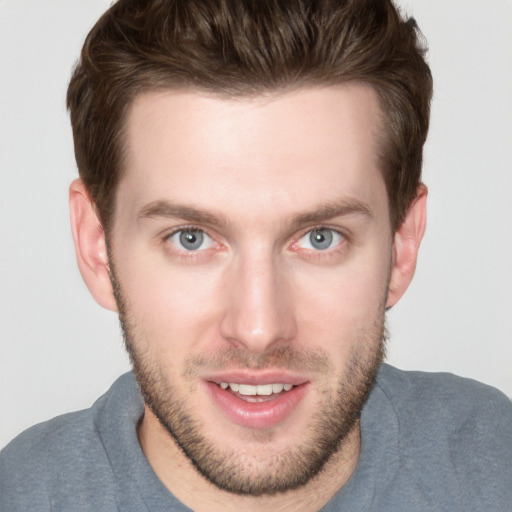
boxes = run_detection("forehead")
[117,84,387,224]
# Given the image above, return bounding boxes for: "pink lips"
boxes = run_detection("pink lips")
[205,378,310,429]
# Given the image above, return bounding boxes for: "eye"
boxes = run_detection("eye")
[169,229,213,251]
[297,228,344,251]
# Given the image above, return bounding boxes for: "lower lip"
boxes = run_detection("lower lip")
[205,381,309,429]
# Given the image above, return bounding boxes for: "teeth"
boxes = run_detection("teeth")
[239,384,257,395]
[255,384,273,396]
[219,382,294,396]
[272,383,284,393]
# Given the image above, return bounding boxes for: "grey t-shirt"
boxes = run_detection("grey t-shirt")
[1,364,511,511]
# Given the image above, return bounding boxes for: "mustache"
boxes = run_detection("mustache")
[184,345,334,376]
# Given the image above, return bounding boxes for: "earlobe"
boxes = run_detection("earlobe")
[386,184,427,308]
[69,178,118,312]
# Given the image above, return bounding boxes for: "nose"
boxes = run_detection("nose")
[219,251,297,353]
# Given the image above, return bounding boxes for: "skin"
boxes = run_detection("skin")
[69,84,426,512]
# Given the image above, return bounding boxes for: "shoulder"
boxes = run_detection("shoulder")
[0,373,138,510]
[376,364,512,448]
[0,410,107,510]
[377,363,512,422]
[375,364,512,510]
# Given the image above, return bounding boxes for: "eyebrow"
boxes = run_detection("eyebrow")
[138,197,372,228]
[138,200,228,227]
[290,198,372,229]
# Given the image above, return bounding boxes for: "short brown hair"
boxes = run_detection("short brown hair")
[67,0,432,234]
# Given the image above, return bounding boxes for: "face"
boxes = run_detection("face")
[109,85,393,495]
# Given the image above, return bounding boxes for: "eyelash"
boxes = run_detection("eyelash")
[291,226,348,259]
[162,226,221,260]
[161,225,349,260]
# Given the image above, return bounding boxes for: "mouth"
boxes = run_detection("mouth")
[205,375,310,429]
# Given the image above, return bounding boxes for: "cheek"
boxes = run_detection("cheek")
[116,252,224,352]
[293,253,391,342]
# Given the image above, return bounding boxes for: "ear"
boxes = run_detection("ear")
[386,184,427,308]
[69,178,118,312]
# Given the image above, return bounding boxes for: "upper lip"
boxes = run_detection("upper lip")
[203,370,310,386]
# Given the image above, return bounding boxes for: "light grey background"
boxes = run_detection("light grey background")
[1,0,511,448]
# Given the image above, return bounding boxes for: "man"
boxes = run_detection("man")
[1,0,511,510]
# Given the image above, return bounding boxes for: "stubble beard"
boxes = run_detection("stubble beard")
[110,269,386,496]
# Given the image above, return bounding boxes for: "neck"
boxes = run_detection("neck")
[138,406,361,512]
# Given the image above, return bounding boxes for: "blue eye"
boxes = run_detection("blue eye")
[169,229,213,251]
[298,228,344,251]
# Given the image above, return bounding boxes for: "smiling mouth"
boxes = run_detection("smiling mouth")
[206,378,310,428]
[215,382,298,402]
